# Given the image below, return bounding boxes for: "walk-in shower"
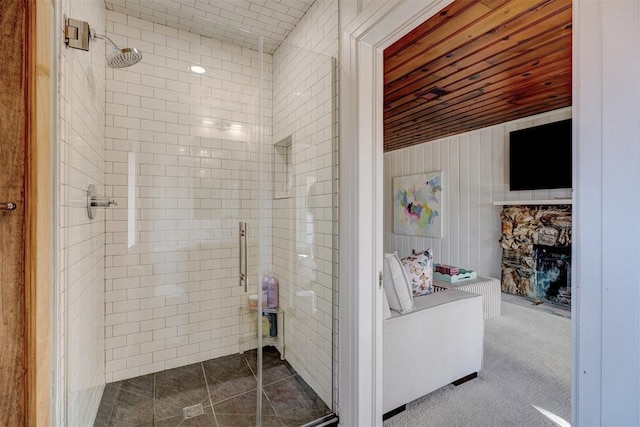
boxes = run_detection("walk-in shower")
[57,3,338,426]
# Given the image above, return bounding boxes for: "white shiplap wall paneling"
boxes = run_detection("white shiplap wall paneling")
[384,107,572,279]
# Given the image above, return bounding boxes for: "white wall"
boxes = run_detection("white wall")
[574,1,640,425]
[103,11,273,382]
[57,0,106,425]
[384,107,572,278]
[272,0,338,407]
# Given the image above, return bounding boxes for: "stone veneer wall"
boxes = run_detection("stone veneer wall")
[499,205,572,301]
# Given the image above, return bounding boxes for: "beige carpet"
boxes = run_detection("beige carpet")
[384,299,571,427]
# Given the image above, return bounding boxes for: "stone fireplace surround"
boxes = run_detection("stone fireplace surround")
[499,204,572,307]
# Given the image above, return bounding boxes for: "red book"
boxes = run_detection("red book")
[436,264,459,275]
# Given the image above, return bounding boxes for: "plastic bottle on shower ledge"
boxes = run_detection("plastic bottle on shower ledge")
[262,274,279,309]
[261,314,270,338]
[268,313,277,337]
[261,275,269,308]
[267,275,279,308]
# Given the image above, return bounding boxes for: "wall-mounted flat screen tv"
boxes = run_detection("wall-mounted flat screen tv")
[509,118,572,191]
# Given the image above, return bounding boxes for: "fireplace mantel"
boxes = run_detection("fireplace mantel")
[493,199,572,206]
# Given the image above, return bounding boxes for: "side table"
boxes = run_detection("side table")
[434,276,501,319]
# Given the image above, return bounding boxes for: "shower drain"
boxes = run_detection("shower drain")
[182,403,205,419]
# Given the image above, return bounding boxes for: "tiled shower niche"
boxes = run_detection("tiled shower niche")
[274,136,292,200]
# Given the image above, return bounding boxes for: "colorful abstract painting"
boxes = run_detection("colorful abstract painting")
[393,171,443,238]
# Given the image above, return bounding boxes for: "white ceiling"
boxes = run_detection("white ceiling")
[104,0,316,54]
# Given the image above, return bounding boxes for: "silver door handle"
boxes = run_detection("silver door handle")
[1,202,16,211]
[239,222,248,292]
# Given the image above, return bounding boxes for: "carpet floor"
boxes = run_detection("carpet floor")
[384,299,571,427]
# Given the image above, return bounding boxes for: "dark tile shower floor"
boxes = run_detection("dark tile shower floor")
[94,347,331,427]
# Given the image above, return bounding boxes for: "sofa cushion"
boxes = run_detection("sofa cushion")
[387,287,479,319]
[401,249,434,296]
[383,252,415,314]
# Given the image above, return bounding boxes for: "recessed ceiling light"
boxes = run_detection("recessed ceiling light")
[190,65,206,74]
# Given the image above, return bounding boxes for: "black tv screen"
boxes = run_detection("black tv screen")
[509,119,572,191]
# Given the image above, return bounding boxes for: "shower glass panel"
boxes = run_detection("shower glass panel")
[270,40,337,420]
[99,29,267,426]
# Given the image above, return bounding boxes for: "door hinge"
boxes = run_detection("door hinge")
[65,17,90,51]
[378,271,383,289]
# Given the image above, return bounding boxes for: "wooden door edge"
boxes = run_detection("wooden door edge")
[25,0,52,425]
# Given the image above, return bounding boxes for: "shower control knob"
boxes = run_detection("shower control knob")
[86,184,118,220]
[91,197,118,208]
[1,202,17,211]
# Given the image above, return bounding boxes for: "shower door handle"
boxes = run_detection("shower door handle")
[239,222,247,292]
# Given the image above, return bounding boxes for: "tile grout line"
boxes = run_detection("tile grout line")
[201,361,219,427]
[151,372,185,425]
[103,383,121,425]
[243,351,284,421]
[109,384,152,401]
[153,372,159,425]
[263,372,298,389]
[206,354,262,405]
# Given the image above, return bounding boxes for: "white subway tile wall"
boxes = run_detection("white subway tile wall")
[384,107,572,278]
[104,10,274,382]
[57,0,107,425]
[272,0,338,407]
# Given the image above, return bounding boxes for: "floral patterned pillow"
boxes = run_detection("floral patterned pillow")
[401,249,434,296]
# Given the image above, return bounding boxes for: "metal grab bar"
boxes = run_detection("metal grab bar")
[239,222,247,292]
[1,202,17,211]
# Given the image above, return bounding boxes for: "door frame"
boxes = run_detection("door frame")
[338,0,627,425]
[27,0,53,425]
[338,1,455,425]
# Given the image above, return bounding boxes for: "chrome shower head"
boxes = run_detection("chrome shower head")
[106,47,143,68]
[91,29,142,68]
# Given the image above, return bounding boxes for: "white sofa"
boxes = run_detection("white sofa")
[383,287,485,414]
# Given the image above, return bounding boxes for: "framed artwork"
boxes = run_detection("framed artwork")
[393,171,444,238]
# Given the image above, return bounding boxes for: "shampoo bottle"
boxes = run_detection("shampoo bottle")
[268,313,277,337]
[261,274,269,308]
[267,275,279,308]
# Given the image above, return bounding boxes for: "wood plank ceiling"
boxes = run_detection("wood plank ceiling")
[383,0,572,152]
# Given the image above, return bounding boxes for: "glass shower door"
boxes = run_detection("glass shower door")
[75,18,269,427]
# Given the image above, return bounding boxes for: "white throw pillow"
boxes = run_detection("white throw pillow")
[383,252,415,314]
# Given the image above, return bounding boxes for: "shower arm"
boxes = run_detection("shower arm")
[90,29,120,51]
